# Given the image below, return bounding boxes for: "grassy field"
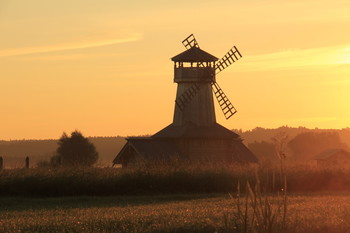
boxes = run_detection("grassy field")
[1,193,350,233]
[2,165,350,232]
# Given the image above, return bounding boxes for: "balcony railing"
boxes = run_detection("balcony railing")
[174,67,215,82]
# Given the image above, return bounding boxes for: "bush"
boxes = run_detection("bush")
[56,130,98,167]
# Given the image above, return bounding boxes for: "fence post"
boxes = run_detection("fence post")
[25,156,30,169]
[0,156,3,170]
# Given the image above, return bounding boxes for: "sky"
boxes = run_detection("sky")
[1,0,350,140]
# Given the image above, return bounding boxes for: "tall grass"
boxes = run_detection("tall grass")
[1,163,350,197]
[0,164,250,196]
[225,169,288,233]
[228,136,289,233]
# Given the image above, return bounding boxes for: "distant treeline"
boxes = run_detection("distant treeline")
[235,126,350,165]
[0,137,126,168]
[1,127,350,168]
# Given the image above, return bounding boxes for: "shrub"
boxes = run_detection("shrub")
[56,130,98,167]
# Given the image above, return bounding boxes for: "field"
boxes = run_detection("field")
[2,165,350,232]
[1,193,350,233]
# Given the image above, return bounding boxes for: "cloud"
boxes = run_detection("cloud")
[18,52,125,61]
[0,32,143,57]
[233,44,350,72]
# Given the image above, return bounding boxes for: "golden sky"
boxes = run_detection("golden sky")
[1,0,350,140]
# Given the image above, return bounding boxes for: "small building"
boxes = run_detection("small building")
[314,149,350,167]
[114,123,257,167]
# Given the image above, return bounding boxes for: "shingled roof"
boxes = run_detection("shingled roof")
[152,122,240,139]
[171,47,218,62]
[113,137,181,164]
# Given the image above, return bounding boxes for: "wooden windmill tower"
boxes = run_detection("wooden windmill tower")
[172,34,241,127]
[113,34,257,167]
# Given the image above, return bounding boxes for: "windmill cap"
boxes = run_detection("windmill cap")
[171,47,218,62]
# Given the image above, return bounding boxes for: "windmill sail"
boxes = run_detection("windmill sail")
[182,34,199,49]
[175,84,201,111]
[215,46,242,74]
[212,82,237,119]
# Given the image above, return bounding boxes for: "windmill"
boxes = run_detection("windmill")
[172,34,242,127]
[113,34,258,167]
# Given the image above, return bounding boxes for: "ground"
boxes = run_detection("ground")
[1,193,350,233]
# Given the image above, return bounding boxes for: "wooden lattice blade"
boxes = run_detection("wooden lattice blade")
[182,34,199,50]
[211,82,237,119]
[215,46,242,74]
[175,84,201,111]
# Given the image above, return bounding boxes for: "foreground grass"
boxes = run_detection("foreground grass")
[1,194,350,233]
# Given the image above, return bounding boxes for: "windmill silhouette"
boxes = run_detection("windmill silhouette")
[172,34,242,128]
[175,34,241,119]
[113,34,257,167]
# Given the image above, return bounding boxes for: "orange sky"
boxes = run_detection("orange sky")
[1,0,350,140]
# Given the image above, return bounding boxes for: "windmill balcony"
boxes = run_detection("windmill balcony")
[174,67,216,83]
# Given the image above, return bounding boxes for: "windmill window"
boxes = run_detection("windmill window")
[179,62,213,68]
[175,62,185,68]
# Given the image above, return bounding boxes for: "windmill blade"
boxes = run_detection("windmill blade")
[175,34,201,111]
[212,82,237,119]
[182,34,199,49]
[175,84,201,111]
[215,46,242,74]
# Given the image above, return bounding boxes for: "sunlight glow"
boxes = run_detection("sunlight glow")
[334,46,350,65]
[1,0,350,139]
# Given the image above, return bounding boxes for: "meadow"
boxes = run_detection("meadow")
[1,193,350,232]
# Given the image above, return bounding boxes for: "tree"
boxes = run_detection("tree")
[55,130,98,167]
[288,132,348,161]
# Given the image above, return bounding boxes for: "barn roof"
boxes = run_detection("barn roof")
[113,137,181,164]
[152,122,240,139]
[113,128,257,165]
[314,148,350,160]
[171,47,218,62]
